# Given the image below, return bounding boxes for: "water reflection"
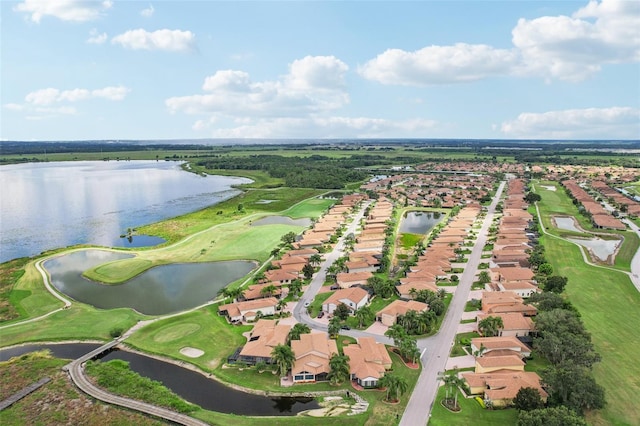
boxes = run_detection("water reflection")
[0,161,250,262]
[44,250,255,315]
[399,211,443,234]
[0,344,320,416]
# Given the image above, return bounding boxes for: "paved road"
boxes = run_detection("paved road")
[399,180,506,426]
[293,201,370,329]
[623,219,640,291]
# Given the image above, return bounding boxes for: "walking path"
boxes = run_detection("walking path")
[399,180,506,426]
[0,377,51,411]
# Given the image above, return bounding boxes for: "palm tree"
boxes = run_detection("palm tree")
[288,279,303,296]
[328,353,351,385]
[355,305,373,328]
[378,373,409,402]
[398,337,420,364]
[260,284,278,298]
[478,270,491,285]
[309,254,322,267]
[221,286,244,301]
[276,298,287,312]
[287,323,310,344]
[478,315,504,337]
[401,310,419,334]
[385,324,408,347]
[271,344,295,378]
[328,316,342,339]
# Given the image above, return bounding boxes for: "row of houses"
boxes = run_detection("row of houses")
[333,198,394,288]
[230,319,392,387]
[397,205,482,299]
[467,178,545,407]
[591,180,640,216]
[561,180,626,230]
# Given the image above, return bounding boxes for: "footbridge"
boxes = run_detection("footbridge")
[63,339,209,426]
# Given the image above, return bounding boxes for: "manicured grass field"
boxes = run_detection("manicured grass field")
[536,184,640,426]
[0,304,143,347]
[533,181,638,272]
[428,383,518,425]
[126,307,250,371]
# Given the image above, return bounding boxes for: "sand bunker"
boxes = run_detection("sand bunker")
[180,347,204,358]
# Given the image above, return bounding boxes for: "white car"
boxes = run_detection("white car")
[303,301,311,308]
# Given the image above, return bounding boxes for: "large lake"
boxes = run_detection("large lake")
[0,161,250,263]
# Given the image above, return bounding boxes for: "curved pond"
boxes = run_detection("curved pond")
[554,216,583,233]
[44,250,256,315]
[399,211,443,234]
[251,216,312,227]
[567,237,621,262]
[0,344,319,415]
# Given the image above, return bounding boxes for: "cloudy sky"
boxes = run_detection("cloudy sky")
[2,0,639,141]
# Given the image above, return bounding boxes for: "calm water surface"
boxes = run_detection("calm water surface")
[0,344,319,415]
[44,250,256,315]
[0,161,250,262]
[399,211,443,234]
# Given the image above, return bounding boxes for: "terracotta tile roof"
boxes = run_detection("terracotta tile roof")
[462,371,548,401]
[343,337,391,381]
[324,287,369,309]
[291,333,338,376]
[377,299,429,317]
[476,354,525,369]
[239,320,291,359]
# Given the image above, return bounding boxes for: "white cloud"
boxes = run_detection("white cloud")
[91,86,130,100]
[112,29,196,52]
[362,0,640,85]
[512,0,640,81]
[25,86,130,105]
[166,56,350,118]
[359,43,518,85]
[25,88,60,105]
[14,0,112,23]
[206,117,438,139]
[140,4,154,17]
[87,28,107,44]
[500,107,640,138]
[4,103,26,111]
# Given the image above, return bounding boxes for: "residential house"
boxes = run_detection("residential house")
[322,287,370,314]
[218,297,279,322]
[237,319,291,365]
[291,333,338,383]
[343,337,392,388]
[377,300,429,326]
[336,271,373,289]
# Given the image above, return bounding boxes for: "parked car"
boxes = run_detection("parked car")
[340,324,351,330]
[317,311,325,318]
[304,301,310,308]
[330,285,339,290]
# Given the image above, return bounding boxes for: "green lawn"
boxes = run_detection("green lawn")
[429,384,517,425]
[0,305,144,347]
[536,184,640,426]
[125,307,250,371]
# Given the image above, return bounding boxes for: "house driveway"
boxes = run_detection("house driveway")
[438,285,457,294]
[457,322,477,333]
[467,290,483,301]
[446,355,475,370]
[364,321,388,336]
[460,310,480,321]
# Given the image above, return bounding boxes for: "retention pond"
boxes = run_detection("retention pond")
[0,343,319,415]
[44,250,256,315]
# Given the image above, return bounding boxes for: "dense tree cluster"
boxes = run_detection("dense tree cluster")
[197,155,375,188]
[532,305,605,416]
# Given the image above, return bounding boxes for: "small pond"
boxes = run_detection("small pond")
[567,237,621,262]
[113,234,166,248]
[0,344,319,415]
[251,216,312,227]
[554,216,583,233]
[44,250,256,315]
[399,211,443,234]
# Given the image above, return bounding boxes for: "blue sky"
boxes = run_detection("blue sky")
[2,0,639,141]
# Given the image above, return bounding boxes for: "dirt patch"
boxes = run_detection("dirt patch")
[179,347,204,358]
